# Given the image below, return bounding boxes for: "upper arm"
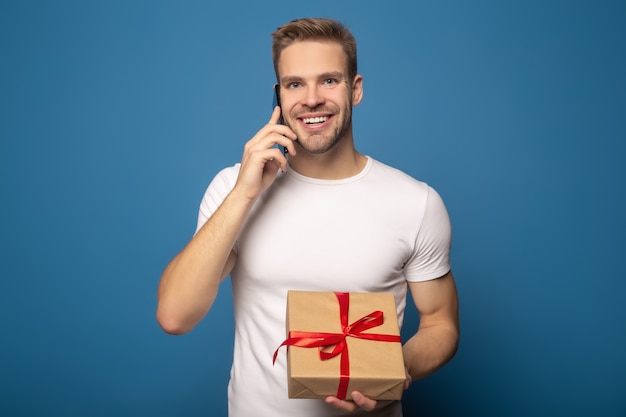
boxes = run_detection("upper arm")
[408,271,459,334]
[196,165,241,282]
[221,249,237,281]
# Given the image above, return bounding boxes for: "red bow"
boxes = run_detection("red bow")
[273,292,401,399]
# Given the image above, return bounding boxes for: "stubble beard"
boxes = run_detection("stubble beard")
[287,104,353,155]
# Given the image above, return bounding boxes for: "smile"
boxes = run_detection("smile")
[302,116,329,125]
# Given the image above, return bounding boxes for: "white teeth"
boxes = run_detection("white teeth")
[303,116,328,124]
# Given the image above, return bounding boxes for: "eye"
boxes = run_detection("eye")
[286,82,302,89]
[322,78,338,86]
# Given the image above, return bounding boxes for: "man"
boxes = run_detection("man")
[157,17,459,416]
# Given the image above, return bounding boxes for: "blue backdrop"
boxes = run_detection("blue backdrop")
[1,1,624,416]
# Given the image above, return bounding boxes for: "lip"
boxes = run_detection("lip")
[296,113,333,129]
[298,112,331,118]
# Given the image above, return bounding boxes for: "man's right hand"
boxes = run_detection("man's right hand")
[156,107,297,334]
[234,106,297,202]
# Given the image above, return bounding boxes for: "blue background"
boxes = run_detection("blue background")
[1,1,624,416]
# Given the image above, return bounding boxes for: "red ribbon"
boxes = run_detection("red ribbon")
[273,292,401,400]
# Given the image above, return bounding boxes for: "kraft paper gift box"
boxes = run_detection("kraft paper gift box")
[273,290,406,400]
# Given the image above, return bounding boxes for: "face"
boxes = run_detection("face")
[277,41,363,155]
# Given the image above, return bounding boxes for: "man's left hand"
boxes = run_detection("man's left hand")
[325,391,377,413]
[324,369,412,413]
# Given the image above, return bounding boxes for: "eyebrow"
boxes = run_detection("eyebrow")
[280,71,346,85]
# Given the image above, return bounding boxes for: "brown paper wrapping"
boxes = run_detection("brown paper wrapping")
[283,290,405,400]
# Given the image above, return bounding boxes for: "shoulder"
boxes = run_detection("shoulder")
[214,163,241,183]
[365,158,449,221]
[367,158,431,194]
[199,163,241,210]
[203,163,241,194]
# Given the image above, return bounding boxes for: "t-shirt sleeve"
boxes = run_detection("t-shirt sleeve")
[195,164,240,234]
[404,185,452,282]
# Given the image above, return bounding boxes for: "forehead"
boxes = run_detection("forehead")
[277,40,348,81]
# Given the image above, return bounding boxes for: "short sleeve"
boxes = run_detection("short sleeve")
[195,164,241,234]
[404,186,452,282]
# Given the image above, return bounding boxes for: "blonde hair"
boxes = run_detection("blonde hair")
[271,18,358,82]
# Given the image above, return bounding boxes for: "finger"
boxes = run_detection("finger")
[403,366,412,391]
[274,135,297,157]
[245,126,293,154]
[350,391,377,412]
[264,157,281,177]
[404,370,413,390]
[264,148,289,172]
[268,106,282,125]
[324,397,358,413]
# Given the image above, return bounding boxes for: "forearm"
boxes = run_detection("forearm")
[156,188,253,334]
[157,109,295,334]
[403,323,459,380]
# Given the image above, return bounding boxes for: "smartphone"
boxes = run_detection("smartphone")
[273,84,288,155]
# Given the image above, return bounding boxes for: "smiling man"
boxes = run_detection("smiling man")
[279,42,358,157]
[157,18,459,416]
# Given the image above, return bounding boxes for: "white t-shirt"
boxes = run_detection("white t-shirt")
[196,157,452,417]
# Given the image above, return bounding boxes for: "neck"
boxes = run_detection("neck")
[287,136,367,179]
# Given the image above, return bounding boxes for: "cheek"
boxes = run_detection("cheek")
[281,98,300,116]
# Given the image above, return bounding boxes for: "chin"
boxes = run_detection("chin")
[296,137,341,155]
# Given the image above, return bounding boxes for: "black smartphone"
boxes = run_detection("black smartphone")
[273,84,284,124]
[273,84,288,155]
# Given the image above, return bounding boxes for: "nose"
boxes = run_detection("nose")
[302,85,324,108]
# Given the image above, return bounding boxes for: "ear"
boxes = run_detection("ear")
[351,74,364,106]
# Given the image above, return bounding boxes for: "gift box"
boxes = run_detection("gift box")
[273,291,406,400]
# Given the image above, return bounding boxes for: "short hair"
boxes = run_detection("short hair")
[271,18,358,83]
